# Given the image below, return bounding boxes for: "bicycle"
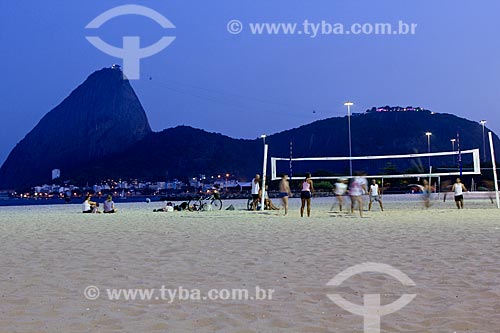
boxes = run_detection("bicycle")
[188,192,223,211]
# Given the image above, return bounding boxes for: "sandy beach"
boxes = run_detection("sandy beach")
[1,194,500,332]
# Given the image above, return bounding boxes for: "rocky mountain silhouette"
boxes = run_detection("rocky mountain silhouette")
[0,68,151,190]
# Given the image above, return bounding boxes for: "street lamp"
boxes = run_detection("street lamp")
[344,101,354,177]
[260,134,266,145]
[425,132,432,172]
[450,138,456,165]
[480,120,487,162]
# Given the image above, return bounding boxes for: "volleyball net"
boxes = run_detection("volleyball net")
[271,149,481,181]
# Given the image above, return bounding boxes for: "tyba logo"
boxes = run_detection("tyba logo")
[326,263,416,333]
[85,4,176,80]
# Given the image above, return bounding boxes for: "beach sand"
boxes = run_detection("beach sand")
[1,194,499,332]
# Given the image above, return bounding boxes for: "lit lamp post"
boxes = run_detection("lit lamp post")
[425,132,432,173]
[450,138,456,165]
[260,134,268,211]
[344,101,354,177]
[480,120,487,162]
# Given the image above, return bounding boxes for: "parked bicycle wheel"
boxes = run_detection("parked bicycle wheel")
[188,198,202,211]
[211,198,223,210]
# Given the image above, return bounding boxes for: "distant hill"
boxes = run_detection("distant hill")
[1,67,499,190]
[268,110,496,159]
[265,111,500,176]
[74,110,499,184]
[68,126,263,184]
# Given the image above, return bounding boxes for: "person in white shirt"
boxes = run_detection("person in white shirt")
[82,195,100,213]
[332,178,348,212]
[349,175,367,217]
[368,179,384,211]
[251,174,261,211]
[451,178,467,209]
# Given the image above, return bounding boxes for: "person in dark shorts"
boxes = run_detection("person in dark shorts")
[300,173,314,217]
[452,178,467,209]
[279,174,292,215]
[251,174,261,211]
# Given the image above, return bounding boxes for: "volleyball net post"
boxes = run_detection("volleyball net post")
[488,132,500,209]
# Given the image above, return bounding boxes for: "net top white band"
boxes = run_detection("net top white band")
[271,149,481,180]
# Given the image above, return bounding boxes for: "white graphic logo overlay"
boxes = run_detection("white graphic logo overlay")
[326,263,416,333]
[85,4,176,80]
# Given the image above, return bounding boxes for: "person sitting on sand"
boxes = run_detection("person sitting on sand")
[82,195,100,213]
[264,185,280,211]
[103,195,117,214]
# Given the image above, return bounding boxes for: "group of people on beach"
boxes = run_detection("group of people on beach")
[250,173,383,218]
[421,177,468,209]
[332,176,469,213]
[250,174,282,212]
[330,175,383,217]
[252,173,469,218]
[81,176,470,215]
[82,195,117,214]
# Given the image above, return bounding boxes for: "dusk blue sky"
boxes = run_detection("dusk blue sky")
[1,1,499,165]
